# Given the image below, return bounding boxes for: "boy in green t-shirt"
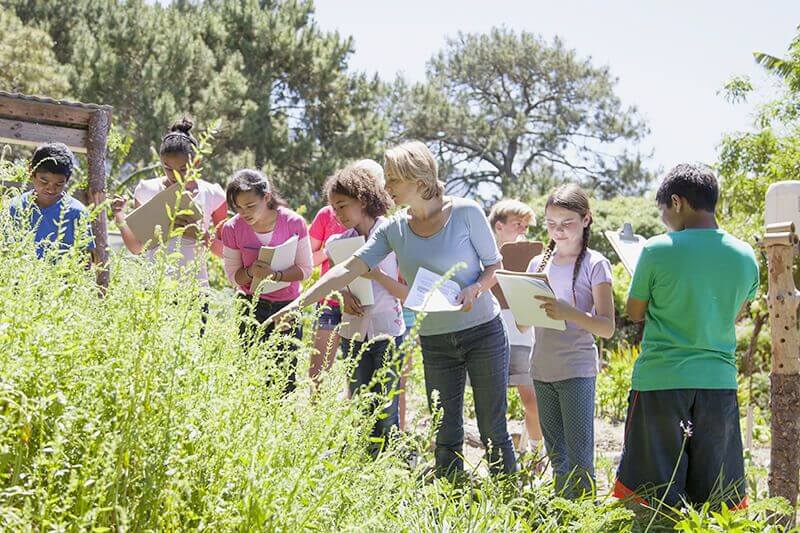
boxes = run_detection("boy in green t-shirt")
[613,164,759,509]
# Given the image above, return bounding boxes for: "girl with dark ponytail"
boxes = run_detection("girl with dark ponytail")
[525,183,615,499]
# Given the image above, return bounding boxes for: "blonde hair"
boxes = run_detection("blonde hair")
[383,141,444,200]
[488,199,535,230]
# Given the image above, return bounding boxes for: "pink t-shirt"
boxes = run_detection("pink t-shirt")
[221,207,312,301]
[309,205,346,274]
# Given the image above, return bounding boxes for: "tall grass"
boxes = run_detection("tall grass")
[0,176,791,531]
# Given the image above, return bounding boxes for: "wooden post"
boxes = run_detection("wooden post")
[764,221,800,525]
[86,110,110,288]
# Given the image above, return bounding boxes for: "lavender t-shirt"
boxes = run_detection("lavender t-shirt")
[527,248,612,382]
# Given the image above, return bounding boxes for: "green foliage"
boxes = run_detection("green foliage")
[596,345,637,422]
[6,0,388,211]
[395,27,650,200]
[0,158,787,531]
[0,7,70,96]
[717,25,800,298]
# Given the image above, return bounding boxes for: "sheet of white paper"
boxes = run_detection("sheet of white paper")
[325,236,374,306]
[496,273,566,330]
[604,229,646,276]
[254,234,298,295]
[405,267,463,313]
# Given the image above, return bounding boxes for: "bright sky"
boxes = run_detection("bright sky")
[312,0,799,173]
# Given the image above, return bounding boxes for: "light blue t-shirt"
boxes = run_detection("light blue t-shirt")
[354,197,502,336]
[9,191,95,259]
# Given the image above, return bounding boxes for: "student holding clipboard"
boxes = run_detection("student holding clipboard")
[324,164,408,452]
[111,119,227,334]
[221,169,313,394]
[527,184,615,499]
[487,200,544,457]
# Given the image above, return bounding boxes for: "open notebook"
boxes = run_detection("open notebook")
[125,183,202,250]
[405,267,463,313]
[495,270,566,330]
[325,235,374,306]
[251,234,298,295]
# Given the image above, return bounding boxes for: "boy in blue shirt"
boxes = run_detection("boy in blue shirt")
[9,143,96,260]
[614,164,759,509]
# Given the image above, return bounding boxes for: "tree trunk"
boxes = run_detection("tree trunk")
[86,110,110,289]
[764,224,800,527]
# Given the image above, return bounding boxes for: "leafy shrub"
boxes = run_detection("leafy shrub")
[0,159,788,531]
[596,345,638,422]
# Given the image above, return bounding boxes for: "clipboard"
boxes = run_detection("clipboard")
[604,222,646,276]
[495,270,566,330]
[326,236,374,306]
[491,240,543,309]
[125,183,202,250]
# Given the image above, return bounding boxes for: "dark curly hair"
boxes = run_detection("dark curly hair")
[655,163,718,212]
[30,142,76,178]
[324,165,392,219]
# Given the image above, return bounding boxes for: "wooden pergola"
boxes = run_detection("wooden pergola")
[0,91,112,287]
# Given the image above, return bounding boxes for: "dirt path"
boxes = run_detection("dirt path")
[408,409,771,493]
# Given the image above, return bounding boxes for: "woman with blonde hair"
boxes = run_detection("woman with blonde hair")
[269,141,517,478]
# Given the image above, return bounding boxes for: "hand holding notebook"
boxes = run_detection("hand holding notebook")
[405,267,463,313]
[251,235,298,295]
[495,270,566,330]
[325,236,375,306]
[124,183,202,250]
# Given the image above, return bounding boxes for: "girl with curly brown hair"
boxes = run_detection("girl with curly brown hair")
[323,163,408,451]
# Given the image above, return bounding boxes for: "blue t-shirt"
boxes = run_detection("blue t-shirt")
[354,197,501,336]
[9,191,95,259]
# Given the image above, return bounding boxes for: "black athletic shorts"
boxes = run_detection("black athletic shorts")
[613,389,748,509]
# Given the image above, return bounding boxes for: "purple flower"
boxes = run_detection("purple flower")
[680,420,694,438]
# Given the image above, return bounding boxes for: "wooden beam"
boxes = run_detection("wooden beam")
[0,96,94,129]
[86,110,111,289]
[0,118,87,153]
[765,220,800,527]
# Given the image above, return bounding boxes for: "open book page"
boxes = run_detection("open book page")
[252,234,298,295]
[405,267,463,313]
[495,270,566,330]
[125,183,202,250]
[325,236,374,306]
[604,223,646,276]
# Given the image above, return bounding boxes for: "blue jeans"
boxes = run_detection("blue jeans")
[341,335,405,450]
[419,315,517,477]
[533,377,596,498]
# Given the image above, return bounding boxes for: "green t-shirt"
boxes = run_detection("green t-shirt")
[629,229,759,391]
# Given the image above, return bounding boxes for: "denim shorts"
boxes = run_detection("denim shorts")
[315,302,342,331]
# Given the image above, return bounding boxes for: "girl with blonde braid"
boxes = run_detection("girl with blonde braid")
[526,184,615,498]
